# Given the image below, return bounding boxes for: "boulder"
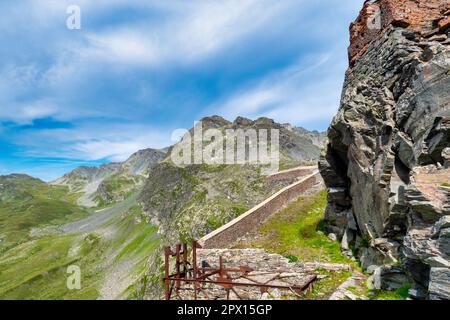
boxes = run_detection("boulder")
[428,267,450,300]
[373,265,411,291]
[442,148,450,168]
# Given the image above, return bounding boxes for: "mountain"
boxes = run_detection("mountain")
[0,116,326,299]
[53,117,324,209]
[0,190,158,299]
[319,0,450,300]
[50,115,326,261]
[134,116,326,297]
[52,148,166,207]
[164,115,326,169]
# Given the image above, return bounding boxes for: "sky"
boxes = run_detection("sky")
[0,0,364,181]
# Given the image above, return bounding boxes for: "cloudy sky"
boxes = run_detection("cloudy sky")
[0,0,364,181]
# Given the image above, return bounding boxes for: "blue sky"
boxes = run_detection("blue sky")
[0,0,364,181]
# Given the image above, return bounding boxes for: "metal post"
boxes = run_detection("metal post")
[183,243,188,283]
[175,243,181,293]
[192,241,199,300]
[164,247,170,300]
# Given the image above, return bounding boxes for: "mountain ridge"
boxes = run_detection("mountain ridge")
[49,116,325,208]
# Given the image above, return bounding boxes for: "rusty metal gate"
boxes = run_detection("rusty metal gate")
[164,241,317,300]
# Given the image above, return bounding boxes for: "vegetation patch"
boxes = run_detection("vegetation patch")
[0,196,160,299]
[302,270,353,300]
[0,177,90,251]
[234,189,354,265]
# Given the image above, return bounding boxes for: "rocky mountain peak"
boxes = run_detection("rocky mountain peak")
[233,116,253,126]
[253,117,276,126]
[199,115,231,129]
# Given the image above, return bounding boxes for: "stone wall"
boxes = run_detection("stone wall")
[349,0,449,65]
[199,171,320,249]
[266,165,316,183]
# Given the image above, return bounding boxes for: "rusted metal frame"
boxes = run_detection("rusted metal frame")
[192,241,200,300]
[165,240,318,300]
[165,277,309,292]
[194,269,220,280]
[175,244,182,294]
[195,267,252,274]
[233,274,272,294]
[197,285,213,300]
[164,247,171,300]
[182,243,189,283]
[240,274,268,285]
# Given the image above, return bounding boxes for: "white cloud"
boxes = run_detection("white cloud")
[84,31,162,66]
[11,123,173,162]
[80,0,301,67]
[0,0,365,179]
[207,52,344,128]
[21,103,58,120]
[0,100,58,124]
[73,140,149,162]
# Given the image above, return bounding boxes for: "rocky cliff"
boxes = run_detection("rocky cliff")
[319,0,450,299]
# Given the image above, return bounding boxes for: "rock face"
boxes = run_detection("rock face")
[320,0,450,299]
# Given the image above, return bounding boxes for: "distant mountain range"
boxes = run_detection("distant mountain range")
[52,148,166,207]
[0,116,325,299]
[51,116,325,209]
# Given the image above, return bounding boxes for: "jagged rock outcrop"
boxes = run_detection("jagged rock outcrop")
[319,0,450,299]
[165,115,326,168]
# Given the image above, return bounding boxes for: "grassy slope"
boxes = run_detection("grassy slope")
[0,177,90,252]
[95,174,144,208]
[0,198,159,300]
[234,190,351,263]
[233,189,356,299]
[140,163,296,245]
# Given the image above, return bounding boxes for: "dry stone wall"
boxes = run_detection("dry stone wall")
[199,171,320,249]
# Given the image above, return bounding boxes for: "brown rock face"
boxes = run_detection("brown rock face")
[320,0,450,299]
[349,0,450,65]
